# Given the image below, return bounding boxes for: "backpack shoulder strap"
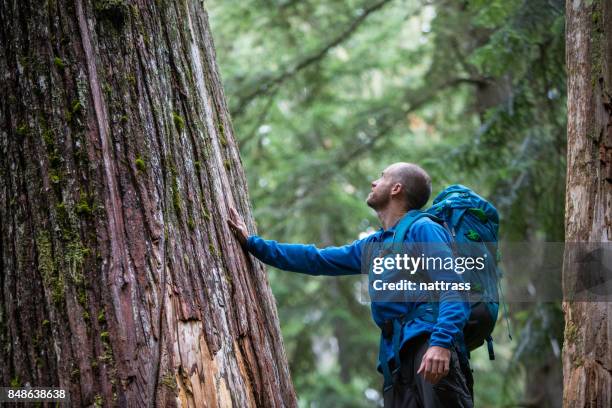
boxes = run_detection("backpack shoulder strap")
[392,210,443,245]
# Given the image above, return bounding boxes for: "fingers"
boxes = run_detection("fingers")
[418,349,450,385]
[432,359,443,384]
[418,355,432,383]
[229,207,238,222]
[229,207,246,228]
[417,360,424,376]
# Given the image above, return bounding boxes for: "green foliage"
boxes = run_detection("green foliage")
[209,0,566,405]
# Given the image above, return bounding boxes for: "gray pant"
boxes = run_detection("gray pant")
[383,335,474,408]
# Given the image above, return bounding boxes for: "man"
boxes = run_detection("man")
[227,162,473,407]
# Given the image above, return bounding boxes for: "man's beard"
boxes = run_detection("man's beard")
[366,191,390,210]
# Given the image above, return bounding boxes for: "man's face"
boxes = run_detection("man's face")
[366,167,397,210]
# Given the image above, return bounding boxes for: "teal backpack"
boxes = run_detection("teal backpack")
[392,184,508,359]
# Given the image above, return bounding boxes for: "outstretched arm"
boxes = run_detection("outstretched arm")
[227,207,365,276]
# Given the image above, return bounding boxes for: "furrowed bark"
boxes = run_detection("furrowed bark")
[563,0,612,406]
[0,0,297,406]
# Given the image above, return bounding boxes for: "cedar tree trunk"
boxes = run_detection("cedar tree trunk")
[563,0,612,406]
[0,0,297,406]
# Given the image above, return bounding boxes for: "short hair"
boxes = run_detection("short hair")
[392,163,432,210]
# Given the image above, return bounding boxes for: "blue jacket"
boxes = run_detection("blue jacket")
[246,215,469,370]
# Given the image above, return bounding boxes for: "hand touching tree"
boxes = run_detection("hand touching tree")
[227,207,249,248]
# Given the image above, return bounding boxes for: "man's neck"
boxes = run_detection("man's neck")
[377,205,409,231]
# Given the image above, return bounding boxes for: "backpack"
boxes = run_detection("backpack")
[392,184,505,360]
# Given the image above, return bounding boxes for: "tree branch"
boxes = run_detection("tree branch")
[232,0,394,117]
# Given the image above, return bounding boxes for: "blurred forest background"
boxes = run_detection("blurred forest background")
[208,0,566,406]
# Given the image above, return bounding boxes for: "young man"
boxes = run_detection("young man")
[227,162,473,407]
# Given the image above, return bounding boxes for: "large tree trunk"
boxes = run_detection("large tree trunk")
[0,0,296,406]
[563,0,612,406]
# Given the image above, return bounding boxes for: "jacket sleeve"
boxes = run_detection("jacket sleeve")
[246,235,366,276]
[410,221,470,349]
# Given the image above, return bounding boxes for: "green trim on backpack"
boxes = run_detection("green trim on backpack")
[467,208,488,223]
[465,229,481,241]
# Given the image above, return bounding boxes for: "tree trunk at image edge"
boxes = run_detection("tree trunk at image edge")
[564,0,612,406]
[0,1,297,406]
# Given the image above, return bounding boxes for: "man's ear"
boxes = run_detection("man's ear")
[390,183,403,197]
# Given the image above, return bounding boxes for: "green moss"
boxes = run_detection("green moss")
[42,128,54,147]
[135,156,146,172]
[50,173,61,184]
[82,311,90,321]
[36,231,64,305]
[100,331,110,342]
[98,350,113,363]
[202,209,210,221]
[16,123,28,137]
[223,159,231,171]
[103,83,112,95]
[66,100,83,123]
[218,122,228,147]
[75,193,93,216]
[75,202,92,216]
[77,289,88,306]
[97,309,106,324]
[160,373,176,389]
[187,218,195,231]
[66,240,89,276]
[119,115,129,123]
[10,376,21,388]
[565,320,578,343]
[93,394,103,407]
[53,57,65,69]
[172,177,182,216]
[194,160,201,171]
[42,319,50,327]
[172,112,185,132]
[71,368,80,378]
[55,202,70,235]
[573,354,584,367]
[71,100,82,113]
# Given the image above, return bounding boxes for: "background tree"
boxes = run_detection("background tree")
[209,0,566,406]
[563,0,612,406]
[0,0,296,406]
